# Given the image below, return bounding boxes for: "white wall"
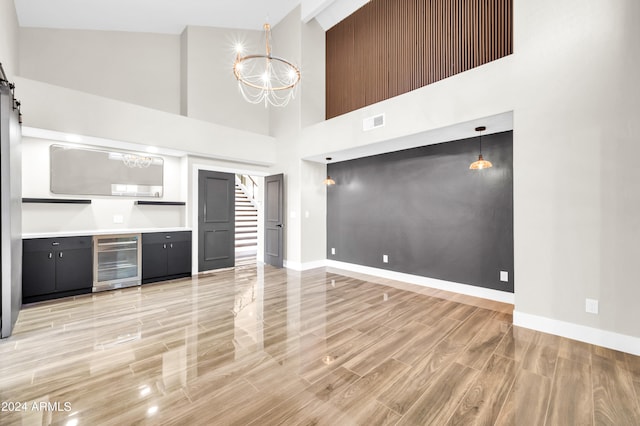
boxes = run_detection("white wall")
[15,77,277,165]
[301,18,325,128]
[21,137,186,233]
[512,0,640,338]
[0,0,19,79]
[269,7,303,265]
[268,7,328,267]
[300,160,327,263]
[19,28,180,114]
[182,26,269,135]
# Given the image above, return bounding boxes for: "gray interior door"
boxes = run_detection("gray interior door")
[198,170,235,271]
[264,173,284,268]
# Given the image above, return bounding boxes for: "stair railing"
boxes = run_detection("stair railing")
[236,174,259,207]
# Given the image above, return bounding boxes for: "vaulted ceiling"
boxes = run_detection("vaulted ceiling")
[13,0,368,33]
[14,0,303,33]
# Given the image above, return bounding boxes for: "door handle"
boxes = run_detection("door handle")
[276,223,284,228]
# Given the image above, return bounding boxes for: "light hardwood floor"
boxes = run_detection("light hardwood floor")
[1,264,639,425]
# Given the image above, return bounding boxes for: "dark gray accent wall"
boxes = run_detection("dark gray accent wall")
[327,131,513,293]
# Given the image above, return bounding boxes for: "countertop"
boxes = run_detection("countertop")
[23,227,192,239]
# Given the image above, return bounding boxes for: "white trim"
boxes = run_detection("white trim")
[325,260,514,304]
[514,311,640,356]
[284,259,328,271]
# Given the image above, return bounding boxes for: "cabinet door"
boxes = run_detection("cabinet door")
[142,243,168,280]
[22,250,56,297]
[167,240,192,276]
[55,248,93,292]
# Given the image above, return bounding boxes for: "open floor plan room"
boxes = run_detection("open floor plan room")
[1,265,639,425]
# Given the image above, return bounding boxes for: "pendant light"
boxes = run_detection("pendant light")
[469,126,493,170]
[324,157,336,186]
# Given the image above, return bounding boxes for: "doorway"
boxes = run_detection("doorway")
[193,166,283,273]
[197,170,235,271]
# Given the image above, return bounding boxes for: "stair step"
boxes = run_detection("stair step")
[236,226,257,232]
[235,254,257,262]
[236,251,256,258]
[235,245,257,251]
[236,232,258,241]
[235,247,257,254]
[235,241,258,248]
[236,182,258,252]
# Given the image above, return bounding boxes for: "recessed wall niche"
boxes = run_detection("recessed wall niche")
[327,131,514,292]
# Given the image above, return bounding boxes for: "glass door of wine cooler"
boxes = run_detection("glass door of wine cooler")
[93,234,141,292]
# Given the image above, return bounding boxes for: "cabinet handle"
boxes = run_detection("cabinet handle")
[59,252,63,258]
[48,252,53,259]
[163,244,166,249]
[170,243,173,249]
[165,235,172,239]
[52,242,60,246]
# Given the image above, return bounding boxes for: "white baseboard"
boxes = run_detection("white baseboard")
[282,259,638,356]
[325,260,514,304]
[513,311,640,356]
[283,259,328,271]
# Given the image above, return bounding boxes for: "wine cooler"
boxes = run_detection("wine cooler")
[93,233,142,292]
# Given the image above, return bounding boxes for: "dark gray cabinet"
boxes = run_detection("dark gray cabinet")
[22,236,93,303]
[142,231,191,284]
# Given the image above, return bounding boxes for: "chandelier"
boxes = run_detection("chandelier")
[233,23,301,107]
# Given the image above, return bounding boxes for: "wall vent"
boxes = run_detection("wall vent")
[363,113,385,131]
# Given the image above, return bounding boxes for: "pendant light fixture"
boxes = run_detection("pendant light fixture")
[233,23,301,107]
[469,126,493,170]
[324,157,336,186]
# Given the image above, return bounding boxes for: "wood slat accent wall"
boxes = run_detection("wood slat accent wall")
[325,0,513,119]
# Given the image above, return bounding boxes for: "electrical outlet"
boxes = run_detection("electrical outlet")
[383,254,389,263]
[331,248,336,255]
[500,271,509,282]
[585,298,599,314]
[113,214,124,224]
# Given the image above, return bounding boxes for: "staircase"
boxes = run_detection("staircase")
[235,183,258,265]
